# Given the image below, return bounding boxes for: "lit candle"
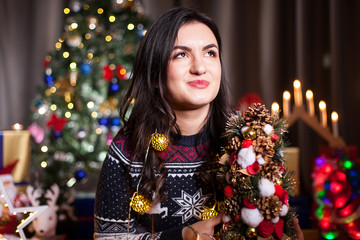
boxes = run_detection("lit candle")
[293,79,303,107]
[331,111,339,137]
[319,101,327,127]
[306,90,315,116]
[271,102,280,117]
[11,123,23,130]
[283,91,291,117]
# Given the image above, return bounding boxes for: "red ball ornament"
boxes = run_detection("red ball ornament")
[241,139,253,148]
[274,218,284,239]
[247,161,260,175]
[224,185,233,198]
[103,66,113,82]
[257,220,274,238]
[234,214,242,223]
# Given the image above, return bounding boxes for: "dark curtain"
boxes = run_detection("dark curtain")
[1,0,359,196]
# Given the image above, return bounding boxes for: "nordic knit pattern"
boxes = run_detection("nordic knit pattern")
[94,131,216,240]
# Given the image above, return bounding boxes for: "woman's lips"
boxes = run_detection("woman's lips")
[187,80,209,89]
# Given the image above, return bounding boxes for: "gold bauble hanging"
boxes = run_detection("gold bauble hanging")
[151,133,169,151]
[202,204,218,220]
[245,226,257,238]
[130,192,151,213]
[243,127,257,140]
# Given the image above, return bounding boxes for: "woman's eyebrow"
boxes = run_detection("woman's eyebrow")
[172,43,218,51]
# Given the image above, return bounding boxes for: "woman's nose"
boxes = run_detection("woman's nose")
[190,56,206,75]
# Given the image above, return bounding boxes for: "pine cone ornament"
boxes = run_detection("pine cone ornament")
[256,195,283,220]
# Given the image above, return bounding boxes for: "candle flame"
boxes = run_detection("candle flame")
[283,91,291,100]
[306,90,313,99]
[293,79,301,88]
[331,112,338,121]
[319,101,326,110]
[272,102,279,111]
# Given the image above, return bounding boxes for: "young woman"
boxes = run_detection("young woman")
[94,7,304,240]
[94,7,228,240]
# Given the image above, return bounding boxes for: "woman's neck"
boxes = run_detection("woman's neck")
[174,105,209,136]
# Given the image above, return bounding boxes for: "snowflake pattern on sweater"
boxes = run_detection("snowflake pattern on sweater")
[94,131,216,240]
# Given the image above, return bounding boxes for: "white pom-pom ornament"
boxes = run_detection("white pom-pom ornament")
[222,215,232,223]
[241,126,249,134]
[280,204,289,216]
[271,217,280,223]
[258,178,275,197]
[241,207,264,227]
[263,124,274,136]
[257,155,266,165]
[237,146,256,169]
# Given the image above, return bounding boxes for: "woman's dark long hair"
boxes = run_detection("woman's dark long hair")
[119,7,230,203]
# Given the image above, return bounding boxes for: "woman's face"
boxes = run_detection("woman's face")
[166,22,221,112]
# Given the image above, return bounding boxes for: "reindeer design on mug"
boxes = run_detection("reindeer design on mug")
[26,184,60,239]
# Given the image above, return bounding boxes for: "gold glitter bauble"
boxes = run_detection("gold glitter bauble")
[151,134,169,151]
[243,127,257,140]
[202,205,218,220]
[130,193,151,213]
[245,226,257,238]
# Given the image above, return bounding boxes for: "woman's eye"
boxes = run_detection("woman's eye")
[174,52,186,58]
[205,50,217,57]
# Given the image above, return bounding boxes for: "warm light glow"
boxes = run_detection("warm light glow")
[65,112,71,118]
[87,53,94,59]
[331,112,338,121]
[105,35,112,42]
[95,128,102,134]
[55,42,62,50]
[271,102,280,115]
[293,80,301,89]
[272,102,279,111]
[89,24,96,30]
[83,4,89,10]
[319,101,326,110]
[70,23,78,31]
[91,112,98,118]
[63,51,70,58]
[97,8,104,14]
[41,146,48,152]
[41,161,47,168]
[78,43,84,49]
[109,64,116,70]
[127,23,135,30]
[67,103,74,109]
[12,123,23,130]
[64,8,70,14]
[50,104,57,111]
[120,69,126,75]
[87,101,95,108]
[50,86,56,93]
[64,92,72,102]
[283,91,291,100]
[70,62,77,70]
[85,33,91,40]
[306,90,313,99]
[109,15,116,22]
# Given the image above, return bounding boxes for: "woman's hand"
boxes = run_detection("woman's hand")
[293,218,304,240]
[182,214,223,240]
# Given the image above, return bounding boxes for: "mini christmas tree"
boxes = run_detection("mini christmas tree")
[28,0,149,200]
[215,104,297,239]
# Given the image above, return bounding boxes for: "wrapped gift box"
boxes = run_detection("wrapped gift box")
[0,130,31,186]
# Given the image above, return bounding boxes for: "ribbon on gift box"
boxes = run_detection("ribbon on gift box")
[0,130,30,186]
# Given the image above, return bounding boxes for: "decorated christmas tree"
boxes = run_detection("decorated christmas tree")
[28,0,149,200]
[215,104,297,239]
[312,146,360,239]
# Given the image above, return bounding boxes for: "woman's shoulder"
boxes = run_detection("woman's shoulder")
[108,130,132,162]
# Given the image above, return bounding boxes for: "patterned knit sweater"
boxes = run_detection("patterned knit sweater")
[94,131,217,240]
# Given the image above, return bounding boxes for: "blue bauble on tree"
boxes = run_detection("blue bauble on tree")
[80,63,92,75]
[44,74,54,87]
[74,169,86,181]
